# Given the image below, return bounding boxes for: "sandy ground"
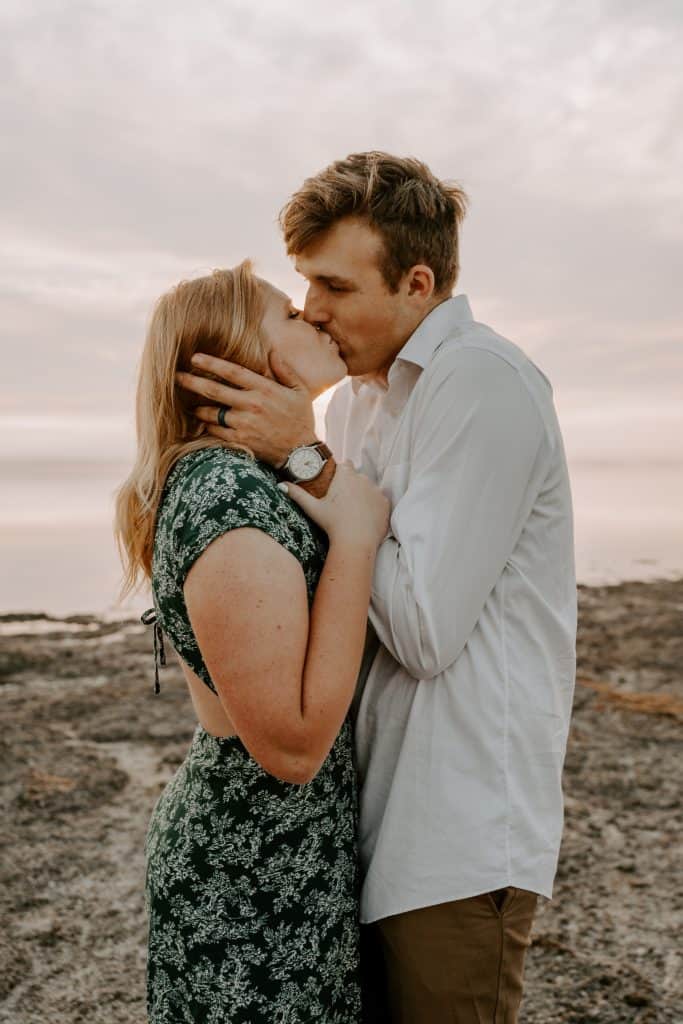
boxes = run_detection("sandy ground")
[1,579,682,1023]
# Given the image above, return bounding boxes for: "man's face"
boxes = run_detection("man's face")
[295,217,419,379]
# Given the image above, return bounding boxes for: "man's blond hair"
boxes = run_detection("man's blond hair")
[280,151,468,294]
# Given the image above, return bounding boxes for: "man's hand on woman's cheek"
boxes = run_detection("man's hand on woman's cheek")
[175,351,317,468]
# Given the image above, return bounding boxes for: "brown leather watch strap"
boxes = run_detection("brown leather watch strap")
[312,441,333,460]
[299,456,336,499]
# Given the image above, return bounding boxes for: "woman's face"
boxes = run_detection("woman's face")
[259,281,347,398]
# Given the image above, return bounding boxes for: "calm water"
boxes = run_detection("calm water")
[1,456,682,618]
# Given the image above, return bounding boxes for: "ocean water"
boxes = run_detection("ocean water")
[1,455,681,618]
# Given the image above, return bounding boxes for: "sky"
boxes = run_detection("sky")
[1,0,682,465]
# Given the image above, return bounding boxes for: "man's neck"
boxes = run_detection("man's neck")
[373,293,451,386]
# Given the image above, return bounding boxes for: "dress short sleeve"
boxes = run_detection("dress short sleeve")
[170,447,287,583]
[151,445,328,694]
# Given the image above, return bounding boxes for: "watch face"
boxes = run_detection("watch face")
[289,448,323,481]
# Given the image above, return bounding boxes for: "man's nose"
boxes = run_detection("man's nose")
[303,288,330,326]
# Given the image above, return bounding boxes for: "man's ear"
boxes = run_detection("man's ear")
[406,265,436,302]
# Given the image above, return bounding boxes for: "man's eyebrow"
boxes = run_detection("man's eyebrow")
[311,273,355,287]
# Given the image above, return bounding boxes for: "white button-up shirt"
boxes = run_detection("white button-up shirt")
[324,295,577,924]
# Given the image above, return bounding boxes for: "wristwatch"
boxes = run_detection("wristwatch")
[279,441,333,483]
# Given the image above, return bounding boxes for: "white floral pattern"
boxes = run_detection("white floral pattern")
[146,447,361,1023]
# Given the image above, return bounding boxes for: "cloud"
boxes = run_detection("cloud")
[1,0,681,425]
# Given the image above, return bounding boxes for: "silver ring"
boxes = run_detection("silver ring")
[217,406,230,428]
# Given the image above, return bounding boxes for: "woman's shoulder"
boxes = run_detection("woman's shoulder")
[153,443,327,603]
[157,445,284,547]
[166,445,279,502]
[155,444,303,584]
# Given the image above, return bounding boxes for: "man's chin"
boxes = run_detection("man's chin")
[337,351,372,381]
[338,353,355,375]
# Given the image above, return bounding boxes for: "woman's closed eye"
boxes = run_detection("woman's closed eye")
[288,309,302,320]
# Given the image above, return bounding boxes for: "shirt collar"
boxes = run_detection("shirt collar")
[350,294,473,395]
[395,294,473,370]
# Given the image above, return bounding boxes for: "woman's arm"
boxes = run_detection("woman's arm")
[184,526,375,784]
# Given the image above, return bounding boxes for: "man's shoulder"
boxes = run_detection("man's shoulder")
[420,319,564,449]
[429,319,554,397]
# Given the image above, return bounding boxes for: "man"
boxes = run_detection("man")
[178,152,577,1023]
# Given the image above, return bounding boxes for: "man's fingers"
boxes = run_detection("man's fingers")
[268,348,306,388]
[196,408,246,442]
[176,371,246,407]
[205,423,238,442]
[194,404,230,425]
[190,353,263,390]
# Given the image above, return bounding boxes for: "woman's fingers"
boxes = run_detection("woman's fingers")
[277,481,316,515]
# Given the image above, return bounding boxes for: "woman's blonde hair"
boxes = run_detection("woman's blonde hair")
[114,260,266,597]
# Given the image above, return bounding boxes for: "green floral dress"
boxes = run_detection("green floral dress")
[146,446,361,1024]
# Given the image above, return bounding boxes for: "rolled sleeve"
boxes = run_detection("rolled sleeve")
[368,348,549,680]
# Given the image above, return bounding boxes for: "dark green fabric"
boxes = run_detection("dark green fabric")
[146,446,361,1023]
[152,446,329,693]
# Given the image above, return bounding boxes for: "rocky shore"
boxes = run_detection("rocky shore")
[1,579,682,1023]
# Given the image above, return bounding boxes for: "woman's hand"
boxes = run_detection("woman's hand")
[279,462,391,549]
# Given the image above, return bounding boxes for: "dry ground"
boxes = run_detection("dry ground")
[1,579,681,1023]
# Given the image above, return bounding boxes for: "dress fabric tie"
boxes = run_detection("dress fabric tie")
[141,608,166,694]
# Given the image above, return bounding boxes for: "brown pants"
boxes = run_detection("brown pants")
[361,888,538,1024]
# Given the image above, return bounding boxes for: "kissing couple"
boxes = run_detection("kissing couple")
[116,150,577,1023]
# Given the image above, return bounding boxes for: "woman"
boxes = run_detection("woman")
[115,261,390,1023]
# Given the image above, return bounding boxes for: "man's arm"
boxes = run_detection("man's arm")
[369,348,548,680]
